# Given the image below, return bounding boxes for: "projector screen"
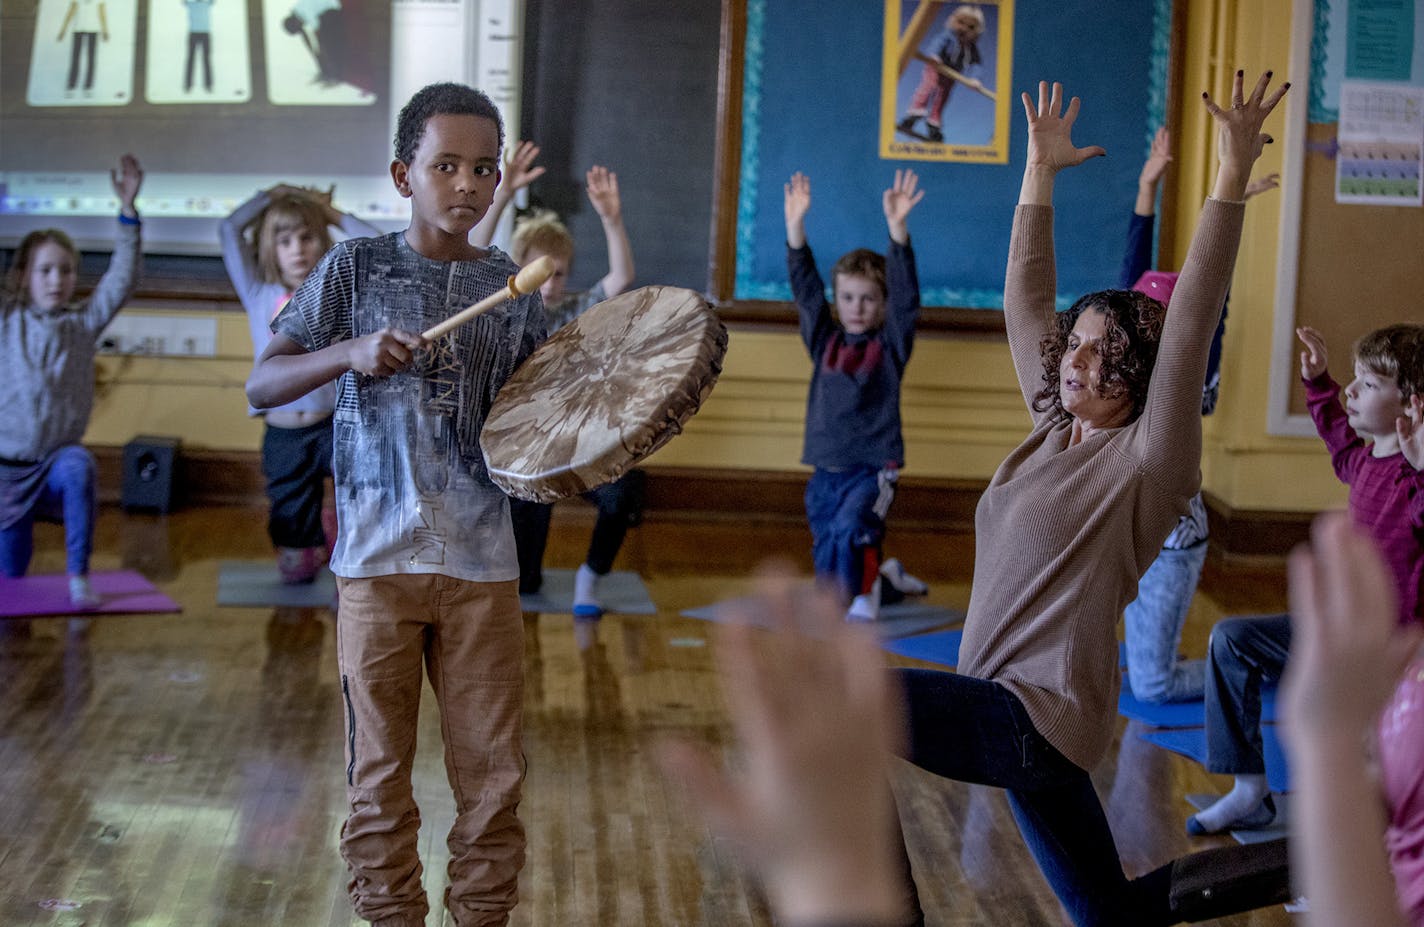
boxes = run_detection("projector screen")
[0,0,524,254]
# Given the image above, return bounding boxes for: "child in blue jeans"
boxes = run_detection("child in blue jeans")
[784,169,923,621]
[1188,323,1424,836]
[1118,127,1278,703]
[0,154,144,612]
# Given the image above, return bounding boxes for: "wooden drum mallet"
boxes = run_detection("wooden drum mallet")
[421,255,555,341]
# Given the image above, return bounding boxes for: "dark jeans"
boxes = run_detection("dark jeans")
[509,470,646,594]
[1203,613,1291,774]
[261,419,334,549]
[67,32,97,90]
[897,668,1175,927]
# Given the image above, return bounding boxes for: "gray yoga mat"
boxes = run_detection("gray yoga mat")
[519,569,657,616]
[217,561,337,608]
[1186,792,1290,845]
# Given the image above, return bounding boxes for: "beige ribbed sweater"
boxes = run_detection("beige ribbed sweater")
[957,199,1244,771]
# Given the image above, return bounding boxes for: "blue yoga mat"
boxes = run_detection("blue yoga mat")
[882,628,963,666]
[680,599,963,640]
[1117,685,1206,728]
[1140,725,1291,793]
[1118,678,1279,729]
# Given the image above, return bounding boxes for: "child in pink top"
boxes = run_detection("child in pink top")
[1282,512,1424,926]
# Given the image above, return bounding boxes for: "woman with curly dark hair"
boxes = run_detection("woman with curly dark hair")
[886,72,1292,927]
[1032,288,1165,423]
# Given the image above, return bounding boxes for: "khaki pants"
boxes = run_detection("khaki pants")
[335,574,526,927]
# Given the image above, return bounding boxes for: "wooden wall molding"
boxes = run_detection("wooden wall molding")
[90,446,1310,562]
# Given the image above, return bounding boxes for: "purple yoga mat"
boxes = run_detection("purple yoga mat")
[0,570,181,619]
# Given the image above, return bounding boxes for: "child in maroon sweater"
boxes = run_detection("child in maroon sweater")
[1189,322,1424,835]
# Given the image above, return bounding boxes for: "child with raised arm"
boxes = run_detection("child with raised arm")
[0,154,143,612]
[246,84,544,927]
[473,147,641,616]
[1188,322,1424,835]
[222,183,380,584]
[785,170,922,622]
[1118,127,1279,704]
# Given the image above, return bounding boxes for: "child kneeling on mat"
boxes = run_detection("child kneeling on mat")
[784,169,924,622]
[0,154,144,613]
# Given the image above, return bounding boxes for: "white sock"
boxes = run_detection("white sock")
[573,563,602,609]
[69,574,100,609]
[846,577,882,622]
[1191,775,1270,832]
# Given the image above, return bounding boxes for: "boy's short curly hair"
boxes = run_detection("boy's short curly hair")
[254,195,334,286]
[1355,323,1424,400]
[4,229,78,300]
[830,248,887,298]
[510,209,574,265]
[1032,289,1166,422]
[393,82,504,165]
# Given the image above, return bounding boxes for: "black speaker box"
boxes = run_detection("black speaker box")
[121,436,182,512]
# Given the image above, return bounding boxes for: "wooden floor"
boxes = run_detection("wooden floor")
[0,505,1296,926]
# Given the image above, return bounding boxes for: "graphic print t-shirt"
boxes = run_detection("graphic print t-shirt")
[272,233,545,581]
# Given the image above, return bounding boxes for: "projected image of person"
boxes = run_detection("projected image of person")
[280,0,374,94]
[183,0,213,93]
[56,0,106,92]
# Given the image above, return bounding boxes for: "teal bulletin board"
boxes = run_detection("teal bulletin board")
[732,0,1175,310]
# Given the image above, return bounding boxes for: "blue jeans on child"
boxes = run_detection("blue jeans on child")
[805,465,896,598]
[895,668,1175,926]
[0,444,96,577]
[1122,540,1208,703]
[1203,613,1291,774]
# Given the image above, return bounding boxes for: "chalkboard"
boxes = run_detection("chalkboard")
[1268,0,1424,436]
[730,0,1175,310]
[519,0,722,295]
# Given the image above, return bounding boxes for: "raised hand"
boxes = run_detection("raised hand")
[1139,126,1173,189]
[1397,394,1424,470]
[1202,69,1289,200]
[882,169,924,245]
[585,165,622,222]
[1283,512,1421,738]
[505,140,547,193]
[1245,172,1281,200]
[1296,326,1328,381]
[347,327,426,377]
[1021,81,1107,174]
[784,172,811,248]
[657,566,907,925]
[110,153,143,216]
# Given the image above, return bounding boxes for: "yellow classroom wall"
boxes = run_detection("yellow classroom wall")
[1169,0,1348,513]
[85,0,1360,513]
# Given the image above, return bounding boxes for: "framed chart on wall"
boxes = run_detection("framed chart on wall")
[1269,0,1424,436]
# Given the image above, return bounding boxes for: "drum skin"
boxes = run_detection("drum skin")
[482,285,728,502]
